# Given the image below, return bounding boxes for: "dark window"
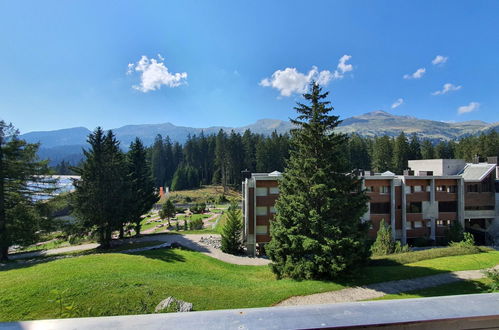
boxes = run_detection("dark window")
[467,184,479,193]
[439,201,457,212]
[370,202,390,214]
[407,202,422,213]
[447,185,457,193]
[481,182,491,192]
[465,205,495,211]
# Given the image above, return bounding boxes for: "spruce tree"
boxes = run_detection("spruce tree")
[159,199,176,227]
[0,121,57,260]
[408,133,422,160]
[370,219,394,256]
[372,136,393,172]
[73,128,128,248]
[126,138,159,236]
[266,83,369,280]
[221,203,242,255]
[392,132,409,174]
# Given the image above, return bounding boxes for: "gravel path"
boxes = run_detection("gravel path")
[8,243,100,260]
[276,267,497,306]
[7,234,270,266]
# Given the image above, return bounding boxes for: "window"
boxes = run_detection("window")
[465,205,494,211]
[269,187,279,195]
[256,225,267,235]
[365,186,374,192]
[439,201,457,212]
[414,221,423,228]
[437,220,448,227]
[370,202,390,214]
[256,187,268,196]
[256,206,267,216]
[269,206,276,214]
[404,186,411,194]
[413,185,423,193]
[407,202,422,213]
[447,185,457,193]
[380,186,389,194]
[426,185,431,192]
[467,184,479,193]
[437,185,446,192]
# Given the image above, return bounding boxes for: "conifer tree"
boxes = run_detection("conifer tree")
[372,136,393,173]
[421,139,435,159]
[221,202,242,254]
[266,83,369,280]
[370,219,395,256]
[159,199,176,227]
[126,138,159,236]
[73,128,128,248]
[408,133,422,160]
[392,132,409,174]
[0,121,56,260]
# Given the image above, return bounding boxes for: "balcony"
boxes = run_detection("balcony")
[465,210,496,219]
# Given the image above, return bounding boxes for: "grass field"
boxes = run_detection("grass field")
[1,247,498,322]
[162,185,240,204]
[371,278,494,301]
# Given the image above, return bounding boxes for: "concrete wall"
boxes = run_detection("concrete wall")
[408,159,466,176]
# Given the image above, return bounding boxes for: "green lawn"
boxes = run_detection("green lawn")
[371,278,494,301]
[0,248,498,322]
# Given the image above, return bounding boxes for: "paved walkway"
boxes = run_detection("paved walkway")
[8,234,270,266]
[275,267,497,306]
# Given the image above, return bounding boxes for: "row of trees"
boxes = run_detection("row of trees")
[148,130,289,191]
[73,129,158,248]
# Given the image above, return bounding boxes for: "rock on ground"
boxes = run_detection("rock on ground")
[155,296,193,313]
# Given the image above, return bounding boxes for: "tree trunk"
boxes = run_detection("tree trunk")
[0,245,8,262]
[135,222,141,237]
[119,226,124,239]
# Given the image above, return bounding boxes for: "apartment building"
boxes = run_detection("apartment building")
[242,158,499,256]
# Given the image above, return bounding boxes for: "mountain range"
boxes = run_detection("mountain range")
[20,111,498,165]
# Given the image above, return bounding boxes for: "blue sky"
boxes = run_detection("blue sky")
[1,0,498,133]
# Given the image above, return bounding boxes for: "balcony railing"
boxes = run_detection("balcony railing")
[1,293,499,329]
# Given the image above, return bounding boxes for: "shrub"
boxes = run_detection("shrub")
[448,220,464,243]
[175,221,180,231]
[484,268,499,292]
[450,232,475,248]
[189,218,204,230]
[371,219,402,256]
[183,220,188,231]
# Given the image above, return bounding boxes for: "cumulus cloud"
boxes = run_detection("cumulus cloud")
[391,98,404,109]
[127,55,187,93]
[259,55,353,96]
[432,55,448,65]
[431,83,462,95]
[457,102,480,115]
[403,68,426,79]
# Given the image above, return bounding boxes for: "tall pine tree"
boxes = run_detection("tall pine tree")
[126,138,159,236]
[266,83,369,280]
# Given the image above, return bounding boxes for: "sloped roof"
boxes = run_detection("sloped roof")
[459,163,496,182]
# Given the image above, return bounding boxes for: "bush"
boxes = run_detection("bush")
[175,207,186,214]
[370,245,488,266]
[189,218,203,230]
[450,232,475,248]
[448,220,464,243]
[175,221,180,231]
[484,268,499,292]
[216,194,228,204]
[190,203,206,214]
[370,219,405,256]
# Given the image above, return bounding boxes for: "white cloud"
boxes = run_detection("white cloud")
[259,55,353,96]
[391,98,404,109]
[431,83,462,95]
[457,102,480,115]
[432,55,448,65]
[403,68,426,79]
[127,55,187,93]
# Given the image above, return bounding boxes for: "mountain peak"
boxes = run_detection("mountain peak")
[364,110,392,116]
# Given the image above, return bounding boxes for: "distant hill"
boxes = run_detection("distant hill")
[20,112,497,165]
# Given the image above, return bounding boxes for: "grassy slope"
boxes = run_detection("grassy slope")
[1,249,498,321]
[372,278,494,301]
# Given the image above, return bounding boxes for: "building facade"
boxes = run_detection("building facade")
[242,159,499,256]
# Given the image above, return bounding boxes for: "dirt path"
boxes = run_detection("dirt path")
[275,267,497,306]
[8,243,100,260]
[7,234,269,266]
